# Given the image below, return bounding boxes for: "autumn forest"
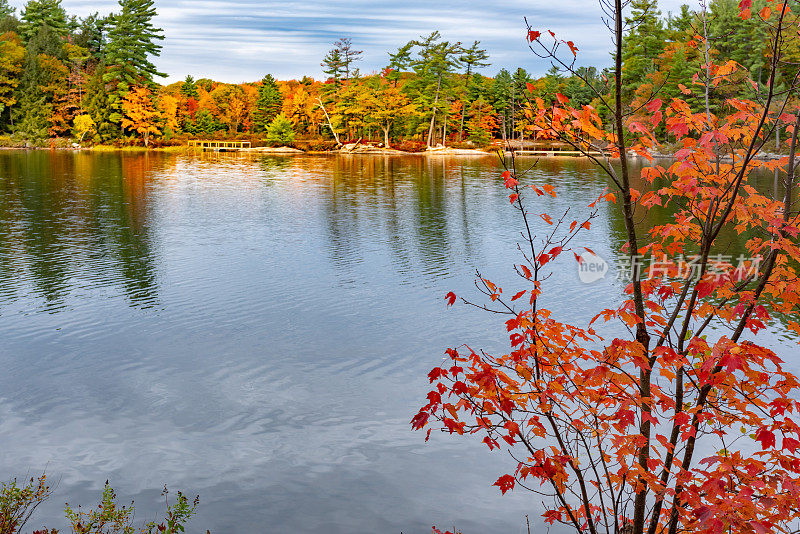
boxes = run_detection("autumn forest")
[0,0,790,150]
[6,0,800,532]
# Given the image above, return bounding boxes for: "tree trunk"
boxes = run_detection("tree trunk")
[459,101,466,142]
[383,124,390,148]
[317,97,340,145]
[511,91,516,147]
[775,122,781,198]
[426,74,442,147]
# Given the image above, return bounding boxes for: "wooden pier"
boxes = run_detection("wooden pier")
[494,141,603,158]
[188,140,251,151]
[513,149,604,157]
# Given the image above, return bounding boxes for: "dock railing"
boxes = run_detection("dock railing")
[187,140,251,151]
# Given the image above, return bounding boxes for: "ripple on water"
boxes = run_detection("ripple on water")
[3,152,788,534]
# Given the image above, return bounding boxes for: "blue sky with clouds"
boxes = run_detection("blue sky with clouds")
[9,0,690,83]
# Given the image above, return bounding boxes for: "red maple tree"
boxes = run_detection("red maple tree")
[414,1,800,533]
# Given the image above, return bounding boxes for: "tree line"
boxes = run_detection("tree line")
[0,0,793,148]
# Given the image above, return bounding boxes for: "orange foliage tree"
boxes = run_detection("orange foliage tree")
[413,1,800,533]
[371,76,415,147]
[466,97,497,146]
[121,87,160,146]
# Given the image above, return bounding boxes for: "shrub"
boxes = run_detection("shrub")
[0,475,53,534]
[265,114,295,146]
[1,475,198,534]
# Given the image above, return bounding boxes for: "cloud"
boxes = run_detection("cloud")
[9,0,693,82]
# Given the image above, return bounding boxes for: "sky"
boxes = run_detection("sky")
[9,0,691,83]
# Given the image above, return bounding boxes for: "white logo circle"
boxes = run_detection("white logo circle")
[578,252,609,284]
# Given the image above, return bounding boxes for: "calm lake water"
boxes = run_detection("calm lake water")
[0,151,793,533]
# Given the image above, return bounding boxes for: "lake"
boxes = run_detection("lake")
[0,151,793,533]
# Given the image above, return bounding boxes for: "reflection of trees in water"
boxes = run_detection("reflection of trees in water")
[597,159,796,330]
[318,156,476,282]
[0,153,73,304]
[322,157,380,274]
[603,161,777,260]
[0,151,160,309]
[257,155,294,175]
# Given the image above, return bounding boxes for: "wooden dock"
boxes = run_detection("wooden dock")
[188,140,251,152]
[513,149,604,157]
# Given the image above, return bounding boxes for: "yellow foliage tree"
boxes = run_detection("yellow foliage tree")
[210,84,249,133]
[157,93,179,134]
[0,31,24,116]
[121,87,161,147]
[282,83,323,135]
[72,114,95,142]
[372,80,416,147]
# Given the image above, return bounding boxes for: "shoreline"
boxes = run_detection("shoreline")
[0,145,598,158]
[0,145,788,162]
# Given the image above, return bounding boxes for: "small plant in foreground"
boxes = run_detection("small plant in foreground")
[0,475,53,534]
[2,475,199,534]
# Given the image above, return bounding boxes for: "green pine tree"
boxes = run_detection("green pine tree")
[265,114,295,145]
[180,75,199,99]
[0,0,14,18]
[490,68,513,140]
[254,74,283,131]
[621,0,666,104]
[0,0,17,31]
[84,64,119,141]
[103,0,164,124]
[73,13,109,62]
[18,0,67,42]
[13,92,51,141]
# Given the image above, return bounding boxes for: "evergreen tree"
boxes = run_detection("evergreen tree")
[0,0,13,18]
[84,65,117,140]
[459,40,490,77]
[335,38,362,83]
[666,4,694,39]
[73,13,108,62]
[180,75,199,99]
[19,0,67,42]
[621,0,666,103]
[490,68,513,141]
[456,41,490,141]
[560,66,601,108]
[707,0,768,85]
[386,41,413,86]
[12,24,67,139]
[253,74,283,131]
[13,91,51,140]
[193,109,219,135]
[103,0,164,124]
[0,0,17,32]
[321,38,362,104]
[507,67,531,142]
[265,113,295,145]
[402,31,462,146]
[321,48,344,86]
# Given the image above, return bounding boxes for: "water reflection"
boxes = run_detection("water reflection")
[0,151,160,311]
[0,151,793,534]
